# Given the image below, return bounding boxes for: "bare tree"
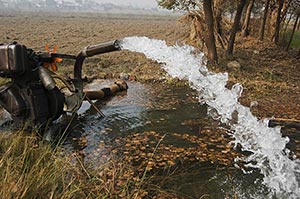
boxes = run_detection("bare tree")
[242,0,256,37]
[203,0,218,62]
[259,0,270,40]
[214,0,227,48]
[226,0,247,56]
[273,0,284,44]
[286,13,300,51]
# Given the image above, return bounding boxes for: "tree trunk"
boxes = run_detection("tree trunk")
[216,11,225,48]
[214,0,226,48]
[226,0,246,57]
[241,0,255,37]
[259,0,270,41]
[203,0,218,63]
[280,0,292,22]
[286,13,300,51]
[273,0,284,44]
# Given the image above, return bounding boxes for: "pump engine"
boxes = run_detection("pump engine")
[0,40,125,130]
[0,43,65,128]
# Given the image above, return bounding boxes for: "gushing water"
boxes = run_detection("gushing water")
[120,36,300,198]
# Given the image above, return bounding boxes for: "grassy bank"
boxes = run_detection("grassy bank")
[0,132,102,198]
[0,133,137,198]
[0,132,186,199]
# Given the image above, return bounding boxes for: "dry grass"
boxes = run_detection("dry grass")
[0,132,138,199]
[0,132,187,199]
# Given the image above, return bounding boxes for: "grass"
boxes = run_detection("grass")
[0,132,96,199]
[291,30,300,48]
[0,131,187,199]
[0,132,144,199]
[281,29,300,49]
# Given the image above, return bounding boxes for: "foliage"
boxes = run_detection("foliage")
[158,0,300,59]
[157,0,197,11]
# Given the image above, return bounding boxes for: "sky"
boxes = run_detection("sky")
[94,0,158,8]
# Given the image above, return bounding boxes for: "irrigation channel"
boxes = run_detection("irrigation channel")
[70,79,269,198]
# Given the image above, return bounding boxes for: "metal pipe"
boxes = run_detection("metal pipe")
[82,40,120,57]
[74,52,85,80]
[83,80,128,101]
[74,40,121,80]
[38,66,56,90]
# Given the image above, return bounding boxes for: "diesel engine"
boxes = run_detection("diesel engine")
[0,43,64,129]
[0,40,126,131]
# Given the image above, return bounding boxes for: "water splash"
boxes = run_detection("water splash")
[120,36,300,198]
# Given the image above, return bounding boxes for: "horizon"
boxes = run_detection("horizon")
[1,0,160,9]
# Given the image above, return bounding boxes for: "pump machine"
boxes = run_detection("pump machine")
[0,40,127,131]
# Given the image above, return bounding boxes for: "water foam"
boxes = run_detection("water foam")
[120,36,300,198]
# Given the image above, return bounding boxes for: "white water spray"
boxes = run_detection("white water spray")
[120,36,300,198]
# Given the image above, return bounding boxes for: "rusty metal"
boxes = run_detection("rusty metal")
[74,40,120,80]
[83,80,128,101]
[84,94,105,118]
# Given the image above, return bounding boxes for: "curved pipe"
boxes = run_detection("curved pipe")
[74,40,121,80]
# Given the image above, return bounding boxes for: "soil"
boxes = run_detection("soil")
[224,37,300,121]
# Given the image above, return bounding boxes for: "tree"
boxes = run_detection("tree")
[273,0,284,44]
[285,0,300,50]
[242,0,256,37]
[259,0,270,40]
[214,0,227,48]
[157,0,196,10]
[226,0,247,57]
[158,0,218,62]
[286,12,300,51]
[203,0,218,62]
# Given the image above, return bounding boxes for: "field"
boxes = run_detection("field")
[0,12,180,81]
